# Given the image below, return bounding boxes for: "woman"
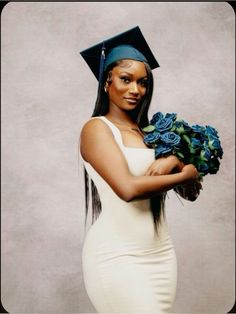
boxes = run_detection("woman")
[79,26,201,313]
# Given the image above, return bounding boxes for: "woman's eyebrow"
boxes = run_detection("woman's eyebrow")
[119,71,148,79]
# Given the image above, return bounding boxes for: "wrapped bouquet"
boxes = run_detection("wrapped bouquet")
[142,112,223,178]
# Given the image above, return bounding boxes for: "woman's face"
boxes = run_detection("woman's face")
[106,60,148,112]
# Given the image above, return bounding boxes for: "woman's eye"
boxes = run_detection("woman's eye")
[120,77,130,84]
[140,80,148,87]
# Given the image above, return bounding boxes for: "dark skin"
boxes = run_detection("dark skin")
[80,60,201,202]
[145,156,202,201]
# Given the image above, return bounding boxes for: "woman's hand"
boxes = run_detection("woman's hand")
[145,157,202,201]
[145,155,185,176]
[181,164,199,182]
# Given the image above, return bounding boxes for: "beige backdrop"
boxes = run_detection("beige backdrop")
[1,2,235,313]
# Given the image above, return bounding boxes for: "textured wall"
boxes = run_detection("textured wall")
[1,2,234,313]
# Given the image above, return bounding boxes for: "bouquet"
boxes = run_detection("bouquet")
[142,112,223,178]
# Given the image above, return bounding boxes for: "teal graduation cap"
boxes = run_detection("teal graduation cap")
[80,26,160,82]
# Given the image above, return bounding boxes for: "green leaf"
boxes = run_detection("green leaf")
[189,156,196,164]
[183,134,191,144]
[189,146,197,154]
[176,151,184,159]
[198,172,205,179]
[142,125,155,133]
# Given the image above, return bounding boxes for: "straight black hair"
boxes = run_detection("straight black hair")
[84,60,166,230]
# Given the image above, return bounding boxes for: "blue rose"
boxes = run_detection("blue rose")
[205,125,218,138]
[192,125,206,134]
[165,113,177,121]
[200,147,212,161]
[172,120,191,134]
[198,162,209,175]
[148,112,223,177]
[190,138,202,149]
[188,137,202,154]
[155,118,173,133]
[160,132,181,146]
[207,135,221,150]
[155,144,172,158]
[150,112,164,125]
[143,132,160,146]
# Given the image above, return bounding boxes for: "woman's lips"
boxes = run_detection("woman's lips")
[124,97,139,104]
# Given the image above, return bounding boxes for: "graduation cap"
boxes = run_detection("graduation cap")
[80,26,159,82]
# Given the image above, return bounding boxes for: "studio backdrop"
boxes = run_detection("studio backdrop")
[1,2,235,313]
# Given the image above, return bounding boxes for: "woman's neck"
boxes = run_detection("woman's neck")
[105,108,137,127]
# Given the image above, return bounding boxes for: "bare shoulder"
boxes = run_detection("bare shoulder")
[79,117,135,201]
[81,118,111,137]
[80,118,113,146]
[80,118,116,162]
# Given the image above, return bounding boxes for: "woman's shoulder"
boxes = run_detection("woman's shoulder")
[79,116,116,160]
[81,116,108,134]
[80,116,113,144]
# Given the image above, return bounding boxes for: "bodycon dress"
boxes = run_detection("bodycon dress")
[80,116,177,313]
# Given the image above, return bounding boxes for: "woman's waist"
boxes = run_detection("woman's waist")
[83,226,174,266]
[84,215,170,250]
[96,208,156,232]
[98,199,166,227]
[100,196,151,210]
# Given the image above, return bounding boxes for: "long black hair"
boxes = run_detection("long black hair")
[84,59,166,230]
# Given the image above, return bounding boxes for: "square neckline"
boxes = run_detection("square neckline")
[101,116,155,151]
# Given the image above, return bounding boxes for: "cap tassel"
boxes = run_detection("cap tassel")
[98,42,106,84]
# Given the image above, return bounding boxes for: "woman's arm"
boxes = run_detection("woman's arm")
[80,119,198,202]
[145,155,185,176]
[145,156,202,201]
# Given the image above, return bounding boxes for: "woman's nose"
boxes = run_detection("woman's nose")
[129,82,139,95]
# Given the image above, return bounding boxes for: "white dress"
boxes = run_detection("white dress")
[80,116,177,313]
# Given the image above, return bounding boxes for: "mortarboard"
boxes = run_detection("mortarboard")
[80,26,160,82]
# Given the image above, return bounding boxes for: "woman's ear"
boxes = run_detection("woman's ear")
[104,70,112,93]
[104,82,108,93]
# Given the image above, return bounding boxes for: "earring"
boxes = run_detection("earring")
[104,86,107,93]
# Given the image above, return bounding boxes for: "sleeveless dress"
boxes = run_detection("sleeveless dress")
[80,116,177,313]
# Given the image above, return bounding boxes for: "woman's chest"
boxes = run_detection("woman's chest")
[121,147,155,176]
[119,128,148,149]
